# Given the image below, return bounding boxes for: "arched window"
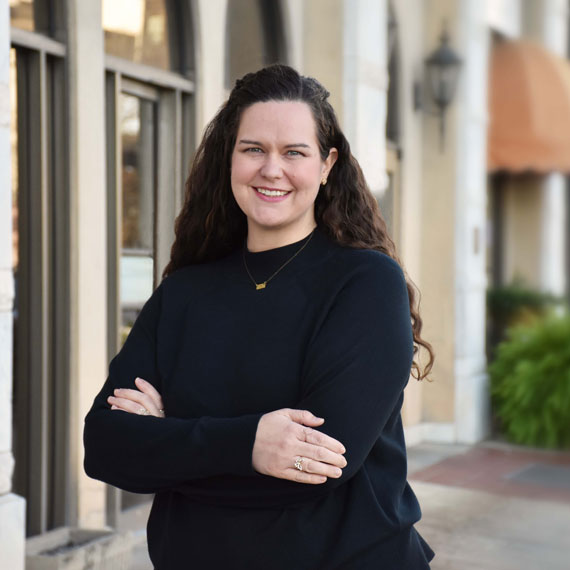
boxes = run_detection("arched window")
[226,0,286,87]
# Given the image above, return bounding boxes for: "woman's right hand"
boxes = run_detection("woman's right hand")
[252,409,347,484]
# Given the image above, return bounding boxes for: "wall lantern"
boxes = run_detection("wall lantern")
[417,23,462,151]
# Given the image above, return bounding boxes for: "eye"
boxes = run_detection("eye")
[244,147,263,153]
[286,150,304,157]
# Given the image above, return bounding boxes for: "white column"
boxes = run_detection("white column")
[343,0,388,194]
[0,0,26,567]
[67,0,108,528]
[194,0,228,132]
[453,0,491,442]
[538,0,568,297]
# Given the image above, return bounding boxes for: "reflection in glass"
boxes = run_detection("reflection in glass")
[119,93,156,344]
[10,0,35,32]
[10,48,18,271]
[103,0,171,70]
[121,94,155,250]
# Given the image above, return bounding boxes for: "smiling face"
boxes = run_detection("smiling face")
[230,100,337,250]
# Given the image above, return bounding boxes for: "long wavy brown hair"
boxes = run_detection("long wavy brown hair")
[164,64,434,380]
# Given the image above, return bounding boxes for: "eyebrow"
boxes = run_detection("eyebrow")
[237,139,311,149]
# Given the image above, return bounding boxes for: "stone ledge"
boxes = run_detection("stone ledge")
[0,493,26,570]
[0,451,14,494]
[0,268,14,312]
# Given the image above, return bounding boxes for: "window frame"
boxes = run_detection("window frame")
[10,29,71,536]
[104,4,195,527]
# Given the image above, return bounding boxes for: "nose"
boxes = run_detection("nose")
[259,153,283,180]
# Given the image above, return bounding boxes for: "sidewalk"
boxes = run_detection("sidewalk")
[127,441,570,569]
[408,441,570,570]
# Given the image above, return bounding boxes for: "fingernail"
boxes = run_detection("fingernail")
[111,405,118,410]
[334,469,342,477]
[135,377,143,383]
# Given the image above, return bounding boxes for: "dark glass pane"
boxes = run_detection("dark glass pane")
[10,0,35,32]
[119,93,156,344]
[103,0,171,70]
[10,0,52,35]
[120,93,155,251]
[227,0,266,86]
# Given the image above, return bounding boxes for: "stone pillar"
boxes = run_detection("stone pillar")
[420,0,491,443]
[342,0,388,193]
[535,0,568,297]
[0,0,26,567]
[452,0,491,442]
[66,0,108,528]
[520,0,568,297]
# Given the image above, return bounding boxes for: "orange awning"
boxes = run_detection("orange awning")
[488,40,570,173]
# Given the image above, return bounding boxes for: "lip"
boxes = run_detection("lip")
[252,186,292,202]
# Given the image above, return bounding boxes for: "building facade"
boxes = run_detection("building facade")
[1,0,568,566]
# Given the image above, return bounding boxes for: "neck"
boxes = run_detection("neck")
[246,223,317,252]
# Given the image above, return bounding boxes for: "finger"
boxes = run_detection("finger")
[108,395,151,415]
[108,391,162,418]
[292,456,343,478]
[299,442,347,469]
[113,388,160,416]
[302,426,346,455]
[134,378,165,410]
[110,403,135,414]
[283,409,325,427]
[287,469,327,484]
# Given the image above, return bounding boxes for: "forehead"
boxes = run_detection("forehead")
[236,101,318,144]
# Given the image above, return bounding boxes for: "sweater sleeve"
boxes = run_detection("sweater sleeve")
[172,253,414,505]
[83,282,263,494]
[294,254,414,487]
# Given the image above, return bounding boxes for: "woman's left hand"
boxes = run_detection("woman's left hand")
[107,377,165,418]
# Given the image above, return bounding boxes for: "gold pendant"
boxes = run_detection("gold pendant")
[256,282,267,290]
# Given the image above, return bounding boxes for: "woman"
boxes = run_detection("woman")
[84,64,435,569]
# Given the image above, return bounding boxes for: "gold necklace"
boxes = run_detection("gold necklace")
[242,229,316,290]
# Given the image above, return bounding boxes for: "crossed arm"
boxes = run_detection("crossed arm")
[108,377,347,485]
[84,255,412,497]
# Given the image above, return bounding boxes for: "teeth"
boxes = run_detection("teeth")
[255,188,289,197]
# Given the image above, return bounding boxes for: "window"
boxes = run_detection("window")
[10,38,69,537]
[10,0,62,37]
[103,0,173,71]
[104,2,195,523]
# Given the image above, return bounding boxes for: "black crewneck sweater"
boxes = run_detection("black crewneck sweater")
[84,226,434,569]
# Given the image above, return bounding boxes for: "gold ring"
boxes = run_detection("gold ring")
[294,457,304,471]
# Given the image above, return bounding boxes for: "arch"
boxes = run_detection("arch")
[386,0,401,144]
[225,0,287,88]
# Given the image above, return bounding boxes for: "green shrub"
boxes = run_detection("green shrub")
[486,282,563,358]
[489,313,570,449]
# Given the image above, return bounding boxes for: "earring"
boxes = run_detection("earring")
[321,177,327,186]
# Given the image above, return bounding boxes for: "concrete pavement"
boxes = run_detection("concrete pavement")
[409,441,570,570]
